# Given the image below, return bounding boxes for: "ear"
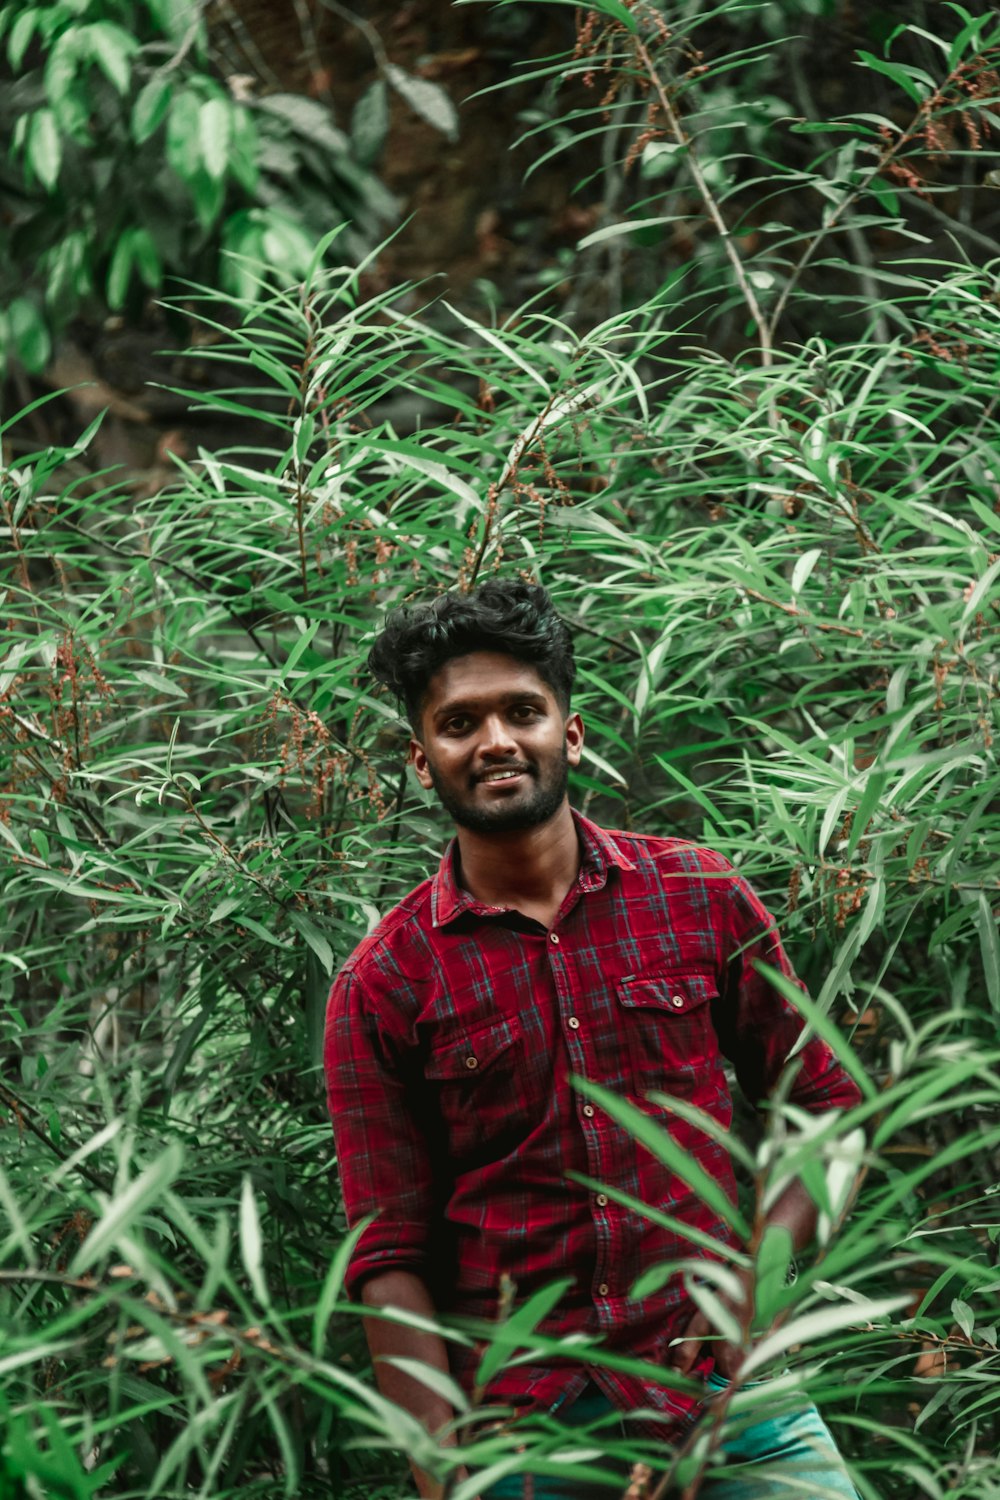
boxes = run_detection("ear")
[565,711,584,767]
[410,737,434,790]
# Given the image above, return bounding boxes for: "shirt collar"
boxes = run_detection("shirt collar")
[429,809,635,928]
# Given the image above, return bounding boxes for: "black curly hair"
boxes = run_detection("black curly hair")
[367,579,575,729]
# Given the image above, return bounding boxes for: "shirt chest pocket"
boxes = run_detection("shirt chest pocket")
[616,970,719,1101]
[424,1015,524,1165]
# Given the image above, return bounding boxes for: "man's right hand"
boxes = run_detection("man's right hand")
[360,1271,476,1498]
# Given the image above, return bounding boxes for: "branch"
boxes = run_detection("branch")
[633,39,774,368]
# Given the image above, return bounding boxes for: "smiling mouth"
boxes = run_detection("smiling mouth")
[477,768,530,785]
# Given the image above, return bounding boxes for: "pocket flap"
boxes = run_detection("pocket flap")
[617,970,717,1014]
[425,1015,522,1079]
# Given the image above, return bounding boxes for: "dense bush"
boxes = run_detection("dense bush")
[1,0,998,1495]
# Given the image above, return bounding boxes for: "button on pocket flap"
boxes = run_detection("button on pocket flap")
[425,1015,522,1079]
[617,970,717,1014]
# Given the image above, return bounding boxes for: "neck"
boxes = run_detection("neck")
[454,801,581,918]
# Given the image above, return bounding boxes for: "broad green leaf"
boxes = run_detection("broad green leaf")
[385,65,458,141]
[352,78,389,164]
[7,8,40,70]
[27,107,61,190]
[7,296,51,372]
[84,20,136,93]
[132,74,171,143]
[199,96,231,180]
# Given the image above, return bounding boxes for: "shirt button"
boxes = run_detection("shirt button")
[582,1104,595,1117]
[567,1016,580,1030]
[464,1056,478,1069]
[597,1282,610,1297]
[549,932,560,944]
[595,1193,608,1207]
[671,994,685,1008]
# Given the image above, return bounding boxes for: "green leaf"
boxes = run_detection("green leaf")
[240,1175,270,1308]
[476,1277,574,1386]
[199,96,231,180]
[380,1357,471,1413]
[106,231,135,310]
[740,1295,909,1379]
[754,1223,795,1327]
[166,87,202,182]
[8,8,40,70]
[84,21,137,94]
[70,1143,184,1273]
[287,910,333,974]
[571,1077,751,1237]
[130,226,161,289]
[952,1297,974,1339]
[645,1091,756,1172]
[7,297,51,372]
[976,892,1000,1013]
[385,65,458,142]
[312,1215,373,1356]
[352,79,389,165]
[577,216,672,251]
[855,53,931,105]
[132,74,171,144]
[27,107,61,191]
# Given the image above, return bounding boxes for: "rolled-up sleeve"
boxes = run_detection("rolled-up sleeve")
[716,868,862,1114]
[324,966,435,1297]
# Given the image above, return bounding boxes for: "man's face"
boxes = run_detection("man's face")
[410,652,584,835]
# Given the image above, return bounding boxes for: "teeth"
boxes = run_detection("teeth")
[484,770,521,781]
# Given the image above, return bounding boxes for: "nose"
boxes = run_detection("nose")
[477,712,519,760]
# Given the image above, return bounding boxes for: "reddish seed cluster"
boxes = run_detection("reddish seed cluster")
[266,692,392,822]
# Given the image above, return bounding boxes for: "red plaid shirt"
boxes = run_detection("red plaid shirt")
[325,814,861,1436]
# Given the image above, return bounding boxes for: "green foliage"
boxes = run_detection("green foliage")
[1,0,999,1494]
[0,0,399,371]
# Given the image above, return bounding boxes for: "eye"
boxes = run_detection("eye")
[443,715,472,735]
[511,704,541,721]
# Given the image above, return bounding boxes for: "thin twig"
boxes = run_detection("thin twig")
[633,40,773,368]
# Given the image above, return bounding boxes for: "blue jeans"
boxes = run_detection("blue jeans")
[481,1377,861,1499]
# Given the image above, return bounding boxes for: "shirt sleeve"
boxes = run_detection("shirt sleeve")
[714,865,863,1114]
[324,965,437,1298]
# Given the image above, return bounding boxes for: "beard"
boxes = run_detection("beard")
[428,744,570,834]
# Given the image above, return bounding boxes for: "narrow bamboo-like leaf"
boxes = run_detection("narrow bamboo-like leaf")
[70,1143,183,1273]
[754,961,875,1098]
[645,1091,756,1172]
[740,1295,909,1379]
[240,1175,270,1308]
[975,892,1000,1013]
[380,1357,471,1412]
[571,1078,750,1237]
[312,1215,372,1356]
[288,910,333,974]
[476,1278,574,1386]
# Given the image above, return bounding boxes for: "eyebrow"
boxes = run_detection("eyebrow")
[433,690,550,721]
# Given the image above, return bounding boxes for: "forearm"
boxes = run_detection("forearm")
[360,1269,462,1499]
[759,1174,817,1254]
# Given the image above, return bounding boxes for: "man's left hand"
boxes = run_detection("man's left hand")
[666,1266,754,1381]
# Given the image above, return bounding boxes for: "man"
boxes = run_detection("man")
[325,579,862,1498]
